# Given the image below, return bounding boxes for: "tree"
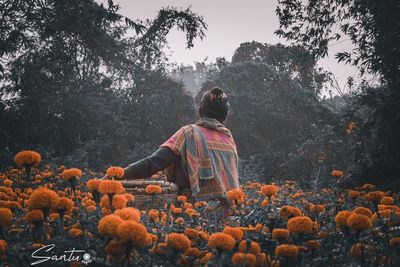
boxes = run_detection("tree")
[232,42,329,96]
[275,0,400,87]
[196,61,341,180]
[275,0,400,184]
[0,0,206,169]
[170,57,228,95]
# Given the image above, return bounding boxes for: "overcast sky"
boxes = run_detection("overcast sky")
[114,0,366,95]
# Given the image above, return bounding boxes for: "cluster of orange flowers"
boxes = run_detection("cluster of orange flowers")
[0,151,399,266]
[14,150,41,168]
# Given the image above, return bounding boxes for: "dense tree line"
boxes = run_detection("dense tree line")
[0,0,205,168]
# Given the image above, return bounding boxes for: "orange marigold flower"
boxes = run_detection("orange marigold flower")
[167,233,191,252]
[231,253,257,266]
[0,201,20,210]
[61,168,82,181]
[149,233,158,243]
[364,191,385,202]
[185,208,200,218]
[238,240,261,254]
[184,247,202,257]
[116,221,148,247]
[100,194,127,210]
[223,226,244,241]
[49,212,60,220]
[380,197,394,205]
[124,193,135,202]
[2,179,12,187]
[255,223,269,233]
[0,208,13,227]
[362,184,375,190]
[309,204,325,213]
[335,210,352,229]
[331,170,344,177]
[174,217,185,225]
[208,233,236,251]
[194,201,207,209]
[98,214,124,237]
[311,221,319,234]
[106,166,124,179]
[389,237,400,247]
[272,228,289,240]
[226,189,245,204]
[69,228,83,237]
[347,213,372,231]
[24,209,44,224]
[54,197,74,213]
[306,240,321,250]
[261,198,269,207]
[171,207,183,214]
[14,150,41,168]
[198,231,209,241]
[28,187,59,211]
[114,207,141,222]
[145,185,162,194]
[183,202,193,209]
[353,207,372,218]
[275,244,299,260]
[177,195,187,202]
[350,243,375,258]
[87,179,101,191]
[287,216,313,235]
[86,205,97,213]
[148,209,159,222]
[348,190,361,199]
[150,242,168,254]
[279,206,302,219]
[105,240,127,255]
[184,228,199,239]
[98,180,125,195]
[257,253,269,266]
[261,185,279,197]
[291,192,305,199]
[199,252,214,264]
[0,239,7,254]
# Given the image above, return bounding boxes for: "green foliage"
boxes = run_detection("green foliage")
[232,42,330,96]
[343,87,400,186]
[276,0,400,85]
[276,0,400,185]
[0,0,206,169]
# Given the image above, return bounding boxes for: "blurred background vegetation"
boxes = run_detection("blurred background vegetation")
[0,0,399,188]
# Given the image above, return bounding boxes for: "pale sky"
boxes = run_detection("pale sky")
[114,0,368,94]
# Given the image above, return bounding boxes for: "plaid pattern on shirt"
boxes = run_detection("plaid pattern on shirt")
[161,118,240,201]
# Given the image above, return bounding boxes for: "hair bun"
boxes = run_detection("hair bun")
[210,87,224,96]
[209,87,227,102]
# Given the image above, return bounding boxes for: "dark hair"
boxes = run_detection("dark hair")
[198,87,229,123]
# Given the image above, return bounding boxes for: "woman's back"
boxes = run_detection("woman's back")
[161,118,239,201]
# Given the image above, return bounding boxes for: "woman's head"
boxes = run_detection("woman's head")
[198,87,229,123]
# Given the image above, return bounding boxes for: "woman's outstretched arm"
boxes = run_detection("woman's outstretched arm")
[122,146,179,180]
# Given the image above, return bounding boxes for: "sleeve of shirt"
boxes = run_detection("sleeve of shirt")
[122,146,180,180]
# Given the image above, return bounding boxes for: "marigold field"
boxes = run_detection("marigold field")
[0,151,399,266]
